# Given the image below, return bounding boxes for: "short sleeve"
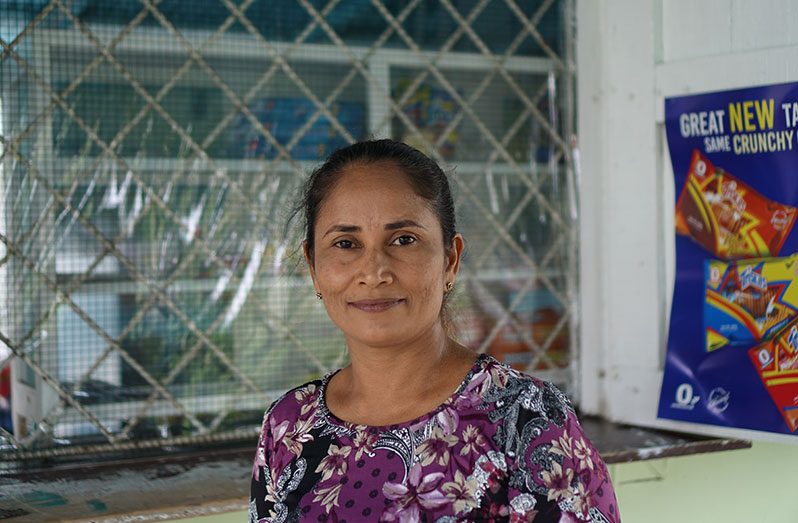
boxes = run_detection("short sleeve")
[507,384,621,522]
[248,383,319,523]
[250,409,273,523]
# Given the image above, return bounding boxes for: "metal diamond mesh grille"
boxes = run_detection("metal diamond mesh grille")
[0,0,576,459]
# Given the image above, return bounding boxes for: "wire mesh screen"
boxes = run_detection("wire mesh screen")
[0,0,576,459]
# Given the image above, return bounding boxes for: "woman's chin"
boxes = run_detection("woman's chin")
[344,330,408,350]
[340,321,443,351]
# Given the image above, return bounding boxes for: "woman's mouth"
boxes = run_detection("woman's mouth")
[348,299,405,312]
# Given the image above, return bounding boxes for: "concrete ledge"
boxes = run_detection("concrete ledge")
[0,418,751,521]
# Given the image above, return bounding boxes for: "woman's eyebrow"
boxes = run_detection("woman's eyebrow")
[323,220,426,237]
[323,224,360,237]
[385,219,425,230]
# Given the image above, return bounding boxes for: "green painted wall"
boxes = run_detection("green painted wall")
[174,442,798,522]
[610,442,798,523]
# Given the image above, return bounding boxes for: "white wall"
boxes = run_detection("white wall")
[578,0,798,442]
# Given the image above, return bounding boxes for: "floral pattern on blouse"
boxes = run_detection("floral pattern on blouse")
[250,355,620,522]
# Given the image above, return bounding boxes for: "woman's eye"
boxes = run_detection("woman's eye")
[333,239,355,249]
[392,235,416,246]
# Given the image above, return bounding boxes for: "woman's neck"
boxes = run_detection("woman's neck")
[327,325,476,426]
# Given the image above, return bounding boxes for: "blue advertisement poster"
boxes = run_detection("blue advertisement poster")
[659,81,798,436]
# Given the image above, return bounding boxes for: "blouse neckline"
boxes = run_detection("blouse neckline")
[316,353,490,432]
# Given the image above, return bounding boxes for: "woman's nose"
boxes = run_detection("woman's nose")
[358,247,393,287]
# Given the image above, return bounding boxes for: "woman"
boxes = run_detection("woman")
[250,140,619,522]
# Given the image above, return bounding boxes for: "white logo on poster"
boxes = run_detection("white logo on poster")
[708,387,730,414]
[672,383,700,410]
[757,347,774,369]
[695,160,707,177]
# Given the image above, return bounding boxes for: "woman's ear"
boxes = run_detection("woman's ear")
[303,240,318,289]
[445,233,464,279]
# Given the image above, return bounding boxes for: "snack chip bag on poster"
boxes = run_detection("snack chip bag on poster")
[676,150,797,260]
[749,318,798,432]
[705,255,798,351]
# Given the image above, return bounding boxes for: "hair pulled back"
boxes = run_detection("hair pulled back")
[301,139,457,259]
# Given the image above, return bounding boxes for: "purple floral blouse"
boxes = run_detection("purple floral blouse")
[250,355,619,522]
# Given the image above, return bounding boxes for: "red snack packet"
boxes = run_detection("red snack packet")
[748,318,798,432]
[675,149,797,259]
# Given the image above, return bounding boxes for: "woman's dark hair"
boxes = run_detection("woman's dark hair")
[301,139,457,259]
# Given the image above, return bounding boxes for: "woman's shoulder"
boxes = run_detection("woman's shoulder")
[260,377,326,427]
[476,356,584,452]
[478,358,619,521]
[477,355,574,420]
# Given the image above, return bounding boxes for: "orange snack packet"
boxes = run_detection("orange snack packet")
[675,150,797,259]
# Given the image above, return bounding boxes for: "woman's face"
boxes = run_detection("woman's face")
[306,161,463,350]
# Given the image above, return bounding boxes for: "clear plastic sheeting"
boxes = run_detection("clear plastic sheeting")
[0,0,576,458]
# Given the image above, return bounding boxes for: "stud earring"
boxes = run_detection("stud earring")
[445,281,454,292]
[316,292,323,300]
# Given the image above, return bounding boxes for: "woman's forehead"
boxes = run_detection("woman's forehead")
[315,165,438,229]
[324,164,421,205]
[333,160,410,189]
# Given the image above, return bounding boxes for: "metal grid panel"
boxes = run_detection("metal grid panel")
[0,0,576,459]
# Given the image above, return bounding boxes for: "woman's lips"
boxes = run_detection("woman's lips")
[348,298,404,312]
